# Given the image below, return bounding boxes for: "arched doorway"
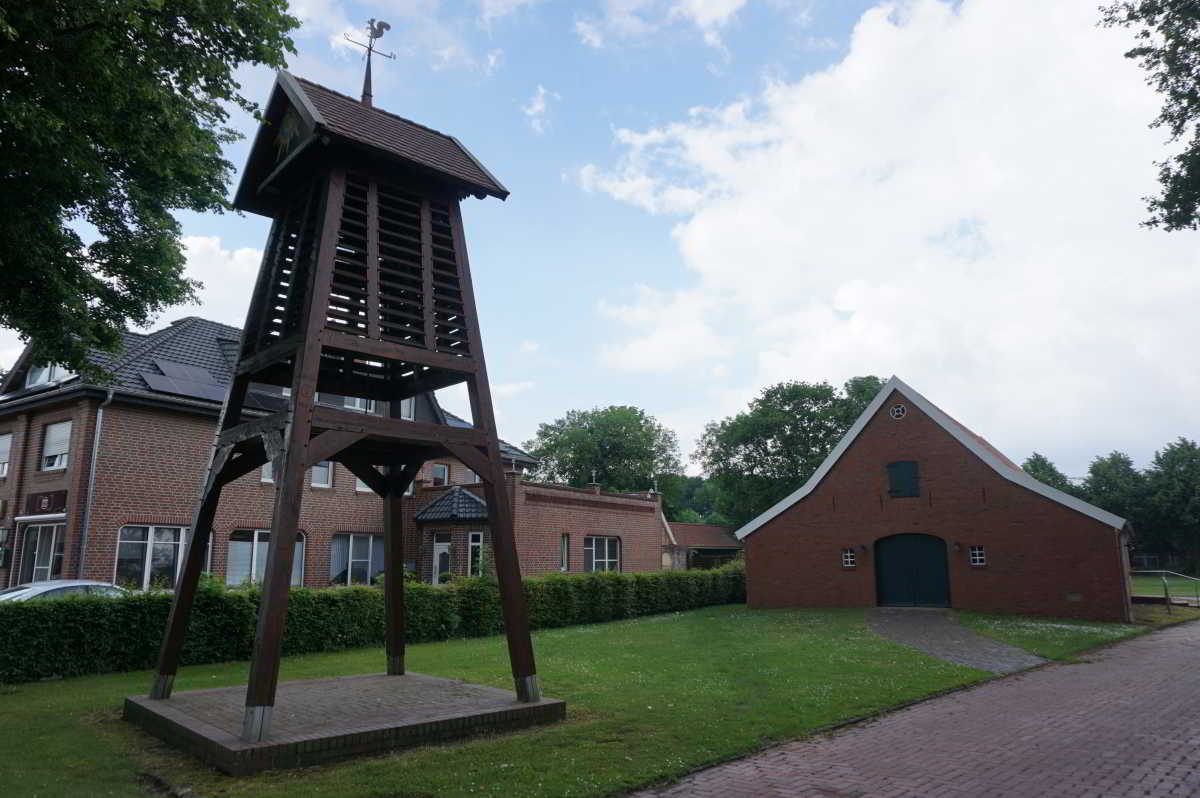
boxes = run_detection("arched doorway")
[875,534,950,607]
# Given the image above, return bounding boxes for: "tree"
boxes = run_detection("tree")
[1083,451,1148,524]
[1020,452,1087,499]
[1101,2,1200,230]
[0,2,299,378]
[1144,438,1200,570]
[523,406,682,493]
[658,473,729,524]
[694,376,884,526]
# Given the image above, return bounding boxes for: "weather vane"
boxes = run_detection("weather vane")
[344,18,396,107]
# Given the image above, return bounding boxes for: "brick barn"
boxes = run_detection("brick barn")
[0,317,665,592]
[736,377,1133,622]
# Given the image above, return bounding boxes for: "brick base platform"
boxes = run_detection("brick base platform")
[124,672,566,775]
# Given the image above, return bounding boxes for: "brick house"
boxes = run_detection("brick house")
[736,377,1133,622]
[0,317,665,591]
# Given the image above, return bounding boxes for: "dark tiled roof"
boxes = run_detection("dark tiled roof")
[293,76,508,200]
[670,522,742,548]
[442,410,537,466]
[415,486,489,523]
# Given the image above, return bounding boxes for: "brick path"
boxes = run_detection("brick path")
[632,621,1200,797]
[867,607,1046,674]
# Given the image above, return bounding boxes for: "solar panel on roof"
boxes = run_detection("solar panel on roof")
[142,373,227,402]
[153,359,215,382]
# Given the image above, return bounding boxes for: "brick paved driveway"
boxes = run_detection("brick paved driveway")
[633,621,1200,797]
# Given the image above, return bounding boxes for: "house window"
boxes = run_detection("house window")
[17,523,65,583]
[0,432,11,478]
[468,532,484,577]
[26,364,73,388]
[584,536,620,572]
[344,396,375,414]
[433,532,452,583]
[115,525,191,590]
[355,476,371,493]
[969,545,987,566]
[330,533,384,585]
[41,421,71,471]
[560,534,569,572]
[311,460,333,488]
[400,397,415,420]
[841,548,857,567]
[465,469,479,483]
[431,463,449,486]
[226,529,304,587]
[886,461,920,498]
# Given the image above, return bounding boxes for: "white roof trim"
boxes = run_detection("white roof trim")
[660,512,678,546]
[735,376,1126,540]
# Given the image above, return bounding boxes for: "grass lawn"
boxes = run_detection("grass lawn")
[0,606,987,798]
[1130,574,1200,600]
[957,604,1200,661]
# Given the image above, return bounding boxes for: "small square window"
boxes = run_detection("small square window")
[355,476,371,493]
[841,547,857,568]
[969,545,986,566]
[431,463,449,486]
[311,460,333,488]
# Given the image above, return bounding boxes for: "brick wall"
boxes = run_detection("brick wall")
[4,398,666,589]
[745,389,1132,622]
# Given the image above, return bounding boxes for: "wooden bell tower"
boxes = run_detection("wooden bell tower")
[148,70,539,742]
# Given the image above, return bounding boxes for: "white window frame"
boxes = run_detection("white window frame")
[560,533,569,572]
[431,463,450,486]
[330,532,383,586]
[113,525,196,591]
[0,432,11,478]
[841,547,857,568]
[344,396,376,414]
[468,531,484,578]
[17,522,65,583]
[584,535,621,572]
[311,460,333,488]
[355,476,372,493]
[261,460,274,483]
[225,529,305,587]
[969,545,987,566]
[26,364,74,388]
[41,421,71,471]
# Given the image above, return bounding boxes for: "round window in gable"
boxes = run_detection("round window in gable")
[889,403,907,420]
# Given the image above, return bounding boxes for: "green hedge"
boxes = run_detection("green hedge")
[0,563,744,684]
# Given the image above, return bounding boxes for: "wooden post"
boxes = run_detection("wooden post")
[383,462,420,675]
[150,373,251,700]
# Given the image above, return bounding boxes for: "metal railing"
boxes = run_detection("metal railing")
[1131,570,1200,613]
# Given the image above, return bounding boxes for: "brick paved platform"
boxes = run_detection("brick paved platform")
[633,621,1200,797]
[124,672,565,775]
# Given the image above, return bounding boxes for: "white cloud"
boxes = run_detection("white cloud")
[521,84,560,134]
[580,0,1200,474]
[575,0,754,49]
[494,380,536,398]
[177,236,263,327]
[479,0,540,24]
[485,48,505,76]
[575,18,606,48]
[518,339,542,354]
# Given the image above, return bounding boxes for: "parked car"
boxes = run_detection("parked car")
[0,580,129,602]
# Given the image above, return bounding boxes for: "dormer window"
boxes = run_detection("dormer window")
[886,461,920,498]
[26,364,74,388]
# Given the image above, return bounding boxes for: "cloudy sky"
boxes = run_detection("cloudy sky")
[4,0,1197,479]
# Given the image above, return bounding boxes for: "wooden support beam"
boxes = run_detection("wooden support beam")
[317,329,478,374]
[304,430,367,468]
[216,411,288,448]
[235,335,303,376]
[338,456,389,497]
[443,442,493,486]
[310,405,489,448]
[383,461,422,675]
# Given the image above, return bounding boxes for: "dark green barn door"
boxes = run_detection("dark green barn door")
[875,534,950,607]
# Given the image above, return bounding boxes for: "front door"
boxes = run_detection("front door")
[432,533,451,584]
[18,523,65,584]
[875,533,950,607]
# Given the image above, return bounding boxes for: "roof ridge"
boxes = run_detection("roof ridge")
[293,76,459,146]
[107,317,199,376]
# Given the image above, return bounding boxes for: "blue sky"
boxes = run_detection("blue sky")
[4,0,1198,479]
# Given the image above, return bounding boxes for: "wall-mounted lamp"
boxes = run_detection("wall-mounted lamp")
[857,544,868,553]
[952,542,962,552]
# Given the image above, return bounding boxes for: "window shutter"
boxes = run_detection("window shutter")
[886,461,919,498]
[44,422,71,457]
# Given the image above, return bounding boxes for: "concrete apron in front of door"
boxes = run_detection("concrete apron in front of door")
[867,607,1045,674]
